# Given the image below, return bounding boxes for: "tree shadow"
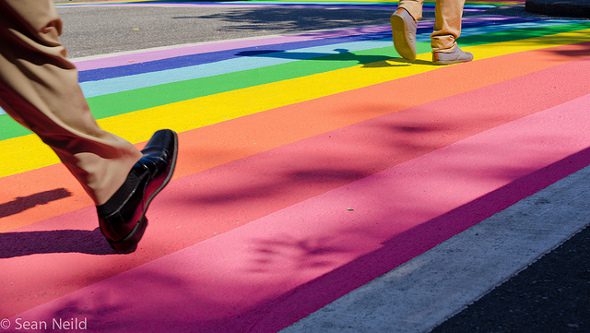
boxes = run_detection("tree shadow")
[175,7,391,32]
[247,235,351,274]
[22,146,590,332]
[545,41,590,58]
[0,188,71,219]
[181,113,453,209]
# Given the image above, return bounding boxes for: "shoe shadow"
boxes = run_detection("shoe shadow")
[0,228,116,258]
[386,58,434,66]
[237,48,395,66]
[236,48,422,68]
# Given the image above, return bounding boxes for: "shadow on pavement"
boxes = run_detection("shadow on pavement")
[174,7,392,32]
[0,228,114,258]
[0,188,71,219]
[237,48,435,67]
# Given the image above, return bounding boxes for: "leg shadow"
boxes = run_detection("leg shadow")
[0,228,116,258]
[0,188,72,219]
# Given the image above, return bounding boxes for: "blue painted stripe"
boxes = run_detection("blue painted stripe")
[78,16,541,82]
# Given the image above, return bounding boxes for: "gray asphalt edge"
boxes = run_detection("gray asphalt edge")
[282,164,590,333]
[428,221,590,332]
[432,222,590,332]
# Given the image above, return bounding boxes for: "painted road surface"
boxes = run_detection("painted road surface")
[0,0,589,332]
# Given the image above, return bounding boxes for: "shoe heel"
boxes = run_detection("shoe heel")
[108,217,149,253]
[390,14,416,61]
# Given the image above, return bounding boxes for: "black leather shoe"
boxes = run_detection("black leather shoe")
[97,129,178,253]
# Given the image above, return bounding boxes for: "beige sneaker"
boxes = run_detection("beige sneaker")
[432,46,474,65]
[390,8,417,61]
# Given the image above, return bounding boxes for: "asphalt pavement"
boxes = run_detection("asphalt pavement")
[435,224,590,333]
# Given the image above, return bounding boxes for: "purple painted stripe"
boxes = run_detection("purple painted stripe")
[74,15,518,72]
[74,25,390,71]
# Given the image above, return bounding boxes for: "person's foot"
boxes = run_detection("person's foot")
[97,129,179,253]
[432,46,474,65]
[390,8,417,61]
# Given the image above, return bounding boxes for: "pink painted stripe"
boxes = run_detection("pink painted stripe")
[14,94,590,332]
[1,56,588,318]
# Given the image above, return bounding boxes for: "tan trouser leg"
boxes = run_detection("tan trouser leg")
[398,0,424,21]
[0,0,141,205]
[397,0,466,52]
[431,0,466,52]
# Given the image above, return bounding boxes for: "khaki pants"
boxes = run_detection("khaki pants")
[398,0,466,52]
[0,0,141,205]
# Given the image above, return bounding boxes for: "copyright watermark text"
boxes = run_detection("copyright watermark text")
[0,317,88,331]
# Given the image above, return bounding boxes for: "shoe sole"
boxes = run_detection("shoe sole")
[432,58,473,65]
[109,217,149,253]
[108,131,179,253]
[390,14,416,61]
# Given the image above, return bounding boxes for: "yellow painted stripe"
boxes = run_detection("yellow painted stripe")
[1,28,589,178]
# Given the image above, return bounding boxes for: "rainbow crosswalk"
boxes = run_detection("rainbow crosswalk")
[1,0,589,332]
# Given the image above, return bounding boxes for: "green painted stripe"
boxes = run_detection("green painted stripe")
[0,22,588,141]
[83,45,415,116]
